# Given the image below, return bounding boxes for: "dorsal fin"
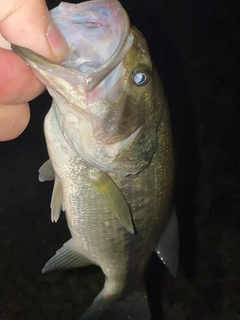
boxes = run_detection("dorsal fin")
[155,209,179,277]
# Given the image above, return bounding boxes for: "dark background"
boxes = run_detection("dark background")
[0,0,239,319]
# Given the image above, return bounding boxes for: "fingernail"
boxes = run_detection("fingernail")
[47,20,69,61]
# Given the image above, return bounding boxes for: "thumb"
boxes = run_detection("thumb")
[0,0,68,61]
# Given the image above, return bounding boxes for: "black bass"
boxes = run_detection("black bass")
[13,0,178,319]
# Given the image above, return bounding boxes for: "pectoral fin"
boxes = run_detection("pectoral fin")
[42,238,93,273]
[38,159,55,182]
[155,208,179,277]
[90,170,135,234]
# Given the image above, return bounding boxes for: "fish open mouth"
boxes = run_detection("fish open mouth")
[51,0,133,90]
[12,0,133,92]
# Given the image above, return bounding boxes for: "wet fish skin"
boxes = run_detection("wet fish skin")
[12,1,178,319]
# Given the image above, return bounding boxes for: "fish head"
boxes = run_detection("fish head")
[13,0,163,175]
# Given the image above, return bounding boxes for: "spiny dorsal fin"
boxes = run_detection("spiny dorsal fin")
[42,238,93,273]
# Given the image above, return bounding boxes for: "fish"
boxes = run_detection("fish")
[12,0,178,319]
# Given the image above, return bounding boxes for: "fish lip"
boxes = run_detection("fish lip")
[12,0,132,92]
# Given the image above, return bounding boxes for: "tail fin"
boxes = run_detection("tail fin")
[81,287,151,320]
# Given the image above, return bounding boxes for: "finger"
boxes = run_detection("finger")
[0,102,30,141]
[0,48,45,105]
[0,0,68,61]
[0,32,11,50]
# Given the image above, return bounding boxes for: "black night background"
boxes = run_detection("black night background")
[0,0,239,319]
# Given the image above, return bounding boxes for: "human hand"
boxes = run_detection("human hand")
[0,0,68,141]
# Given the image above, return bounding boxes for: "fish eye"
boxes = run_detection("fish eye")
[132,68,151,86]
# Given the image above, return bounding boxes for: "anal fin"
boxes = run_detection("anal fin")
[42,238,93,273]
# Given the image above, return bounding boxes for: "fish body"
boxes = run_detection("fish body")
[13,1,178,319]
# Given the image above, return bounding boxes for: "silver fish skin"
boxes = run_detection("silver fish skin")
[12,1,178,319]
